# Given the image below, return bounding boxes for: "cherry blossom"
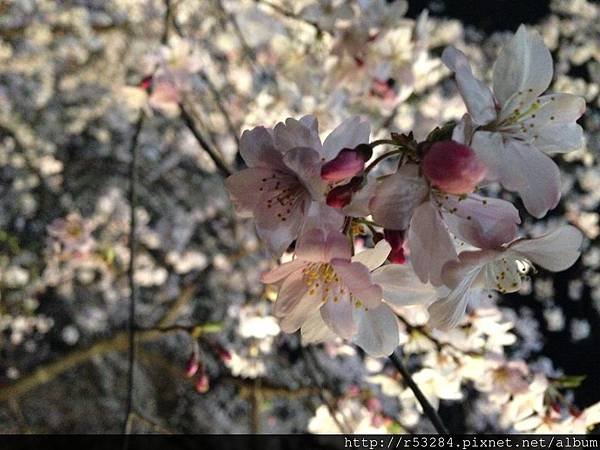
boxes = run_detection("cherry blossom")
[226,115,370,255]
[369,163,521,286]
[261,229,436,356]
[443,25,586,218]
[429,225,583,329]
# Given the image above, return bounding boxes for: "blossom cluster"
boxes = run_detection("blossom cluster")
[227,25,585,358]
[2,0,599,435]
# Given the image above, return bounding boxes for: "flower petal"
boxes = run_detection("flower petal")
[301,309,339,344]
[331,259,383,309]
[351,239,391,271]
[534,122,584,154]
[225,167,279,217]
[428,267,480,330]
[282,147,327,200]
[442,46,497,125]
[408,201,457,286]
[440,193,521,249]
[370,164,429,230]
[303,201,345,235]
[353,304,400,357]
[255,190,308,256]
[261,259,306,284]
[320,295,356,339]
[472,135,561,218]
[493,25,553,108]
[296,228,351,262]
[509,225,583,271]
[371,264,437,308]
[273,118,322,153]
[322,117,371,161]
[239,126,287,170]
[502,140,561,218]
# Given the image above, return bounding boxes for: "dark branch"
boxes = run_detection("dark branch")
[123,113,145,439]
[389,350,450,434]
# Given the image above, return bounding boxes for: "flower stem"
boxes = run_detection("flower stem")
[389,350,450,434]
[364,149,404,174]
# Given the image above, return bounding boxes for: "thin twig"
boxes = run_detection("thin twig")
[179,103,233,177]
[389,350,450,434]
[123,113,144,437]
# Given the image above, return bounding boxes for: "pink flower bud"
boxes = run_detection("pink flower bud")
[422,140,486,194]
[321,145,372,182]
[185,353,200,378]
[195,373,210,393]
[326,176,365,208]
[384,229,406,264]
[139,75,153,91]
[326,184,354,208]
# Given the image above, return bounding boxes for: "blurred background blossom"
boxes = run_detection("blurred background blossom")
[0,0,599,434]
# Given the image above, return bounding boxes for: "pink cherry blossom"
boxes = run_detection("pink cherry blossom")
[443,25,586,218]
[368,164,521,286]
[261,229,436,356]
[226,116,370,255]
[429,225,583,329]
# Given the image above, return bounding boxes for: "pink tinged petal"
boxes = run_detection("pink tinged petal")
[301,310,339,345]
[451,114,476,146]
[296,229,351,262]
[331,259,383,309]
[299,115,319,135]
[428,267,480,330]
[320,294,357,340]
[408,201,457,286]
[441,249,500,289]
[282,147,327,200]
[303,201,345,235]
[534,122,584,154]
[492,25,553,108]
[322,116,371,161]
[370,164,429,230]
[352,239,391,271]
[272,269,308,318]
[239,126,287,170]
[255,189,308,256]
[321,149,366,182]
[422,140,487,194]
[440,193,521,249]
[224,167,280,217]
[441,46,497,125]
[273,118,322,153]
[470,131,506,183]
[500,140,561,218]
[274,271,321,333]
[508,225,583,272]
[352,304,400,357]
[261,259,307,284]
[371,264,438,308]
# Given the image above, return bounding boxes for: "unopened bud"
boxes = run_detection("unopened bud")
[326,176,364,208]
[195,373,210,393]
[185,353,200,378]
[321,145,372,182]
[384,229,406,264]
[422,140,486,195]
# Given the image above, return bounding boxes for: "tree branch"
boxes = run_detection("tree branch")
[123,113,144,436]
[389,350,450,434]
